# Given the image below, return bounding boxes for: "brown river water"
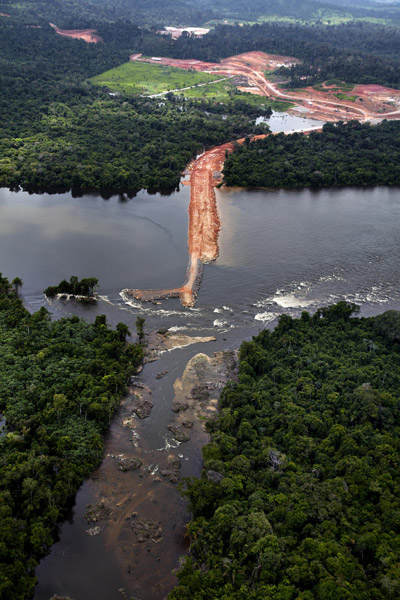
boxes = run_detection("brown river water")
[2,113,400,600]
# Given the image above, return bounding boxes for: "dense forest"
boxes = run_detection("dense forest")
[152,21,400,88]
[2,11,400,190]
[0,273,143,599]
[0,22,266,192]
[0,0,214,28]
[223,120,400,188]
[44,276,99,298]
[170,303,400,599]
[1,0,399,28]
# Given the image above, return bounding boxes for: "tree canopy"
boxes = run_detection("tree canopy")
[0,273,143,598]
[223,120,400,188]
[170,303,400,599]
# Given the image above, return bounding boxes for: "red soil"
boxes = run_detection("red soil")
[125,51,400,307]
[0,12,10,17]
[127,136,275,307]
[355,84,395,94]
[50,23,102,43]
[130,51,400,121]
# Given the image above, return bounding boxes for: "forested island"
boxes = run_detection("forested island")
[223,120,400,188]
[44,276,98,299]
[171,303,400,599]
[0,274,143,599]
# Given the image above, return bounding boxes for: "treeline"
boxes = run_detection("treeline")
[2,0,399,29]
[223,120,400,188]
[44,276,98,298]
[147,22,400,88]
[0,22,265,192]
[170,303,400,599]
[0,273,143,599]
[0,0,214,28]
[0,93,265,192]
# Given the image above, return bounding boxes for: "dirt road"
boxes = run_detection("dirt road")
[131,51,400,122]
[125,50,400,307]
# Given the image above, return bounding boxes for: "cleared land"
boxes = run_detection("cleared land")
[91,56,291,109]
[125,51,400,307]
[90,61,228,96]
[49,23,102,43]
[128,51,400,122]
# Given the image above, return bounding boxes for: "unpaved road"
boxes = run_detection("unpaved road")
[125,50,400,307]
[132,51,400,122]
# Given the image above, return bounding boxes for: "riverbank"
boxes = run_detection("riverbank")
[33,328,239,600]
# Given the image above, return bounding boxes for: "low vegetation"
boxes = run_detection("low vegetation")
[90,60,293,112]
[170,302,400,599]
[0,273,143,599]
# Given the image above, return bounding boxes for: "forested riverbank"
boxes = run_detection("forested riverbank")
[170,303,400,599]
[0,274,143,599]
[223,120,400,188]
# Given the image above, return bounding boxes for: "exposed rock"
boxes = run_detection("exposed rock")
[155,369,168,379]
[191,384,209,402]
[85,498,112,523]
[206,470,224,483]
[172,399,189,413]
[167,424,190,443]
[143,331,216,362]
[160,457,181,483]
[118,457,143,472]
[130,393,153,419]
[86,525,102,536]
[129,513,163,542]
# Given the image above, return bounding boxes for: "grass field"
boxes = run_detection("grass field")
[181,83,292,110]
[90,60,294,111]
[90,61,225,95]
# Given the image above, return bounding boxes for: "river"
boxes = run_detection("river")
[2,113,400,600]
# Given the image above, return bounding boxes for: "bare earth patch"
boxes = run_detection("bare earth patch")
[49,23,102,43]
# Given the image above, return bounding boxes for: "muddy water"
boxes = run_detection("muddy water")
[11,182,399,599]
[2,115,400,598]
[33,337,240,600]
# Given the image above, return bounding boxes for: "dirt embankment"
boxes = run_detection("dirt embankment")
[125,50,400,308]
[49,23,102,43]
[125,140,236,307]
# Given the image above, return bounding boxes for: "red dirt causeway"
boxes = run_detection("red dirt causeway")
[126,142,235,307]
[49,23,102,43]
[125,51,400,307]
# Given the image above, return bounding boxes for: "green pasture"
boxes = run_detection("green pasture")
[90,60,224,95]
[91,60,294,110]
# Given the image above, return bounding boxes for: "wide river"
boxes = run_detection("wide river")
[2,112,400,600]
[2,183,400,334]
